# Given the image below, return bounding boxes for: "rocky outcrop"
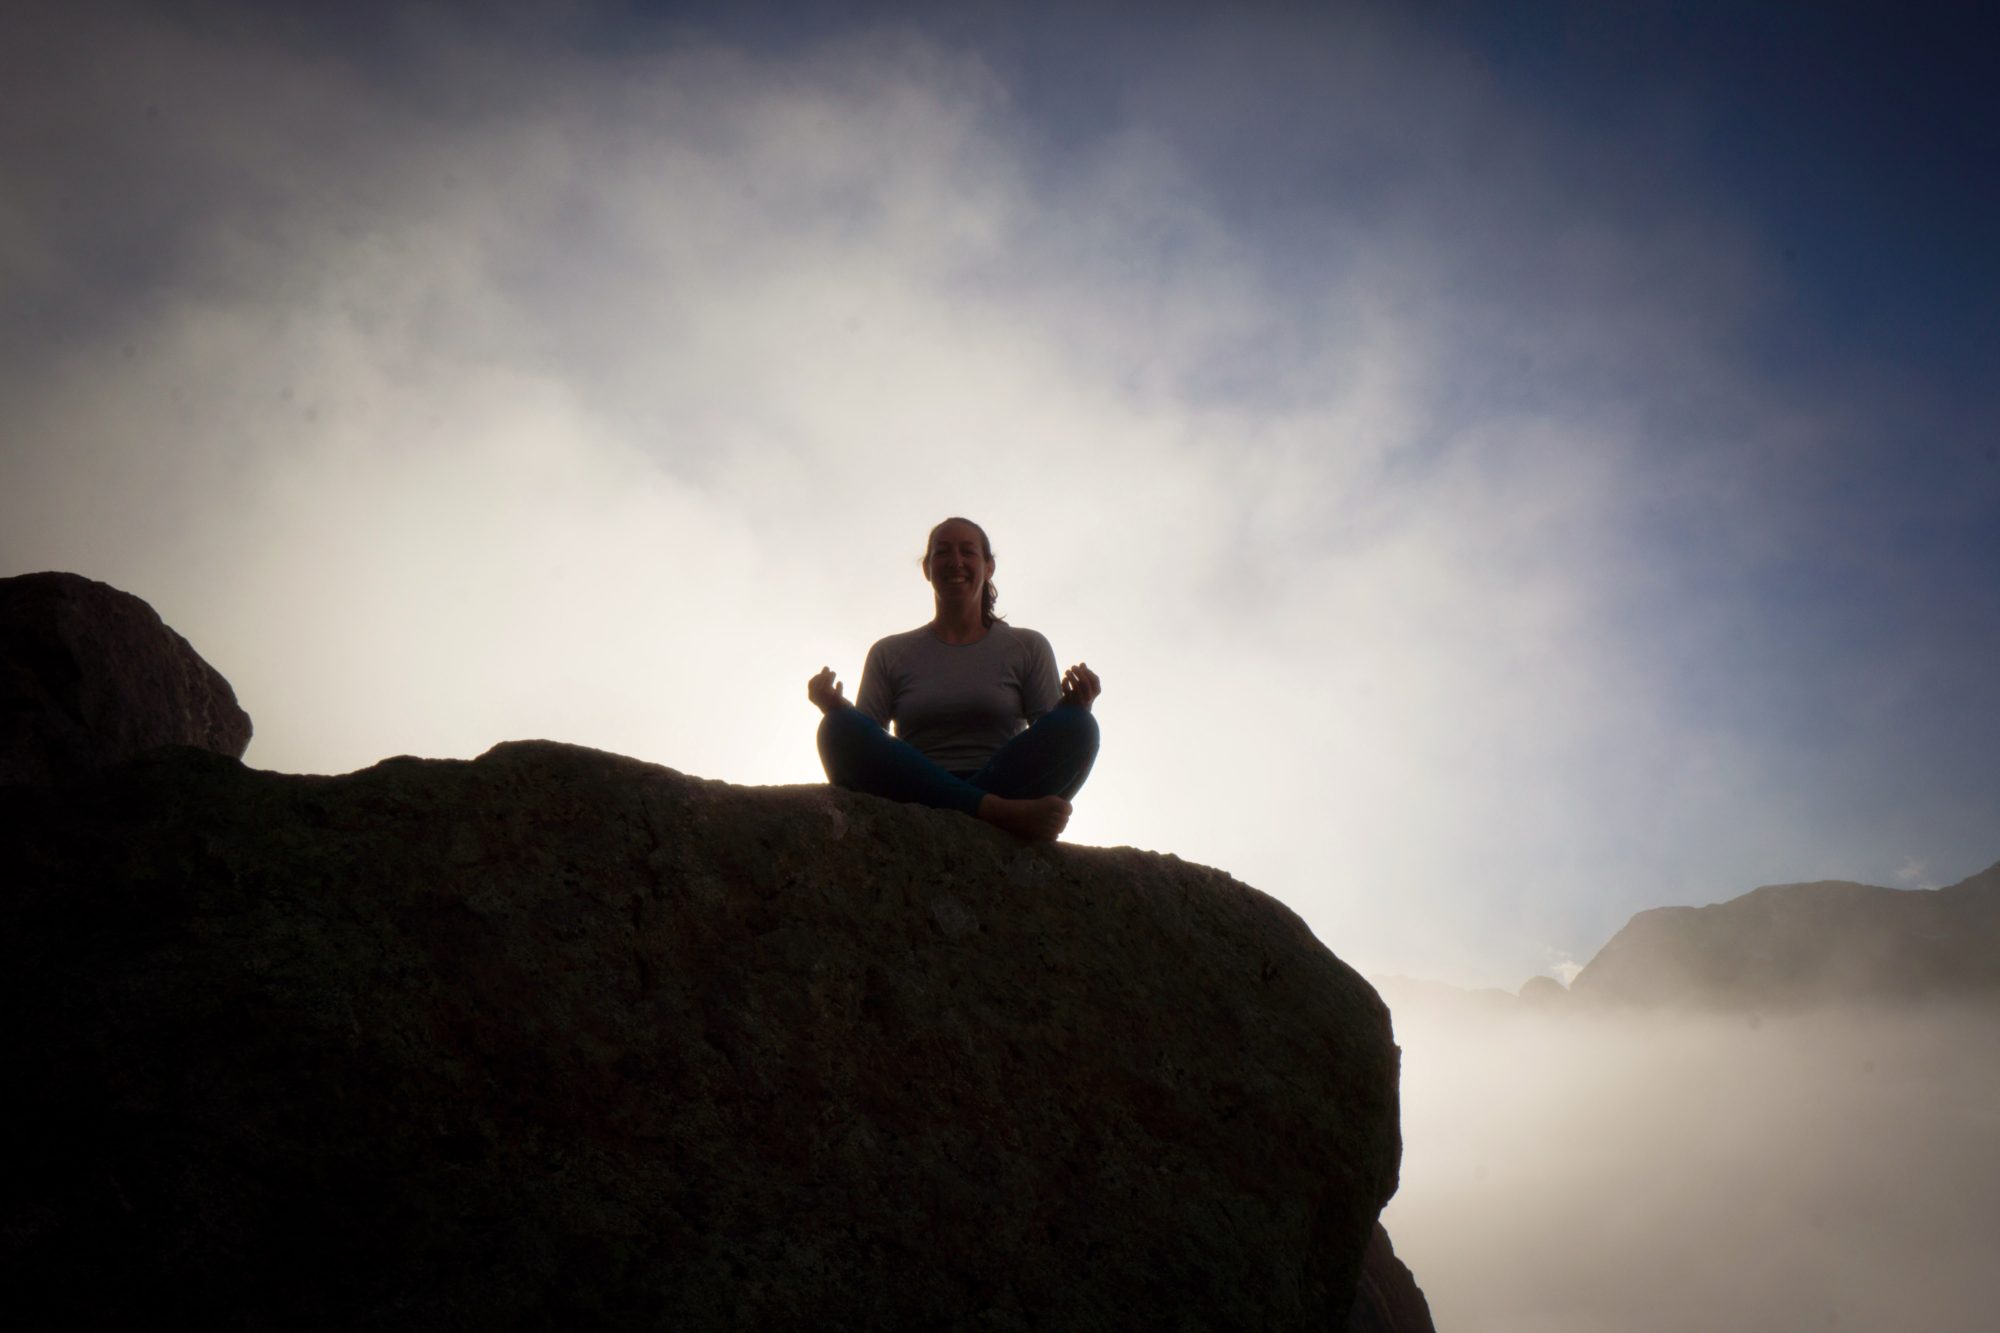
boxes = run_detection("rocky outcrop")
[1570,862,2000,1010]
[0,571,251,784]
[0,739,1403,1330]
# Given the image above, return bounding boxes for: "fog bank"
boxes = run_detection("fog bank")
[1384,1000,2000,1332]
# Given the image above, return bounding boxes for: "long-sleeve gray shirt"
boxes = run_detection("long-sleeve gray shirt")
[856,622,1061,775]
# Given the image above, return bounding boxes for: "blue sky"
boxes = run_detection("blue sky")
[4,0,1996,986]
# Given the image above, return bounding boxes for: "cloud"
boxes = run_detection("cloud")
[1544,950,1585,987]
[4,1,1993,983]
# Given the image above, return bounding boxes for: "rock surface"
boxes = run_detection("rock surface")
[0,571,251,785]
[1344,1222,1437,1333]
[1570,862,2000,1010]
[1,740,1403,1330]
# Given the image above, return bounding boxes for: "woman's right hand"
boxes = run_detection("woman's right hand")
[807,666,848,714]
[1060,662,1102,710]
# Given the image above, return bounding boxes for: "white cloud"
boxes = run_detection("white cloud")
[1544,951,1585,987]
[2,0,1923,984]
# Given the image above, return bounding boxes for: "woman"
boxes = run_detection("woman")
[808,516,1101,841]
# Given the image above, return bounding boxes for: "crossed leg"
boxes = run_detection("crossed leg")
[817,704,1100,841]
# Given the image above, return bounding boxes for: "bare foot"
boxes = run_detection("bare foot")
[976,793,1071,842]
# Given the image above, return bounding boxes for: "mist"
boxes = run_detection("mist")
[1383,995,2000,1332]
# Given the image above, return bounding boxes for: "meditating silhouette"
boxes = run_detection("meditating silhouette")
[808,516,1100,841]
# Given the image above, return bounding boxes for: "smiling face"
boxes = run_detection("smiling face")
[923,518,995,612]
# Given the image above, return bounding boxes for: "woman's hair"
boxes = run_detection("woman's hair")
[921,516,1002,627]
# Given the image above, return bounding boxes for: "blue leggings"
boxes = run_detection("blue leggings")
[817,703,1100,815]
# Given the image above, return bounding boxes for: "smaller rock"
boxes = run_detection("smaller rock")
[0,572,252,785]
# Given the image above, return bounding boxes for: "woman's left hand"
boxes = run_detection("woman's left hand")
[1060,662,1102,710]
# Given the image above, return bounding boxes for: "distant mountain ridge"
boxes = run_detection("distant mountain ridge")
[1569,861,2000,1009]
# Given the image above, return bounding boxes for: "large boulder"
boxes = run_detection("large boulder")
[1570,862,2000,1010]
[0,740,1403,1330]
[0,571,251,784]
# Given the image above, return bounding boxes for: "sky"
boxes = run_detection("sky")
[5,0,1998,987]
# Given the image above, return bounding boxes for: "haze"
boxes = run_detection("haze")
[1386,996,2000,1332]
